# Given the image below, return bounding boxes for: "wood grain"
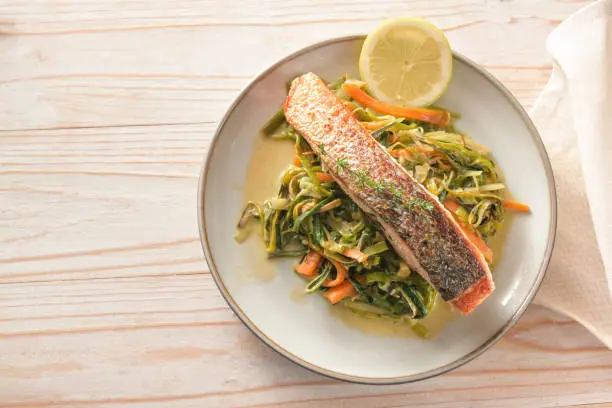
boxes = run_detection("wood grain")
[0,0,581,131]
[1,0,609,407]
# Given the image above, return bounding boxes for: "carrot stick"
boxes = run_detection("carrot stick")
[343,248,368,263]
[344,84,451,127]
[295,250,322,277]
[325,281,356,304]
[442,198,461,214]
[323,258,347,287]
[315,172,335,183]
[503,200,530,212]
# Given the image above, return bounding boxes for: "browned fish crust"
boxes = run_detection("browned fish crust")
[284,73,494,314]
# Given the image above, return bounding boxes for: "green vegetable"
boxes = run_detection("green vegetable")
[362,241,389,257]
[293,197,332,232]
[261,108,286,136]
[305,263,332,293]
[267,249,308,258]
[370,118,403,139]
[295,134,329,196]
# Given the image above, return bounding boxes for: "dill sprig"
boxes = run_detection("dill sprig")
[320,143,434,214]
[336,156,349,172]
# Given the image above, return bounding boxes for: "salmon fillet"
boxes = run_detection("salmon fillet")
[283,72,494,315]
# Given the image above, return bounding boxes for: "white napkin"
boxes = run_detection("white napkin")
[531,0,612,348]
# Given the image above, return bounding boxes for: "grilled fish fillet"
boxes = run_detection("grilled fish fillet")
[283,72,494,315]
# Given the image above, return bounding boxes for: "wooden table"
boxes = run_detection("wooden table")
[2,1,611,407]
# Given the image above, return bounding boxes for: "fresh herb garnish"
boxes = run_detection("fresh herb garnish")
[406,197,435,213]
[354,169,369,187]
[336,156,349,172]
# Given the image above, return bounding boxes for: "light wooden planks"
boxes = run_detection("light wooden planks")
[1,0,609,407]
[0,124,208,283]
[0,0,585,131]
[1,277,612,408]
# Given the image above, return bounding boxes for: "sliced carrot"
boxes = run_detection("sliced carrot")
[390,148,412,159]
[442,198,461,214]
[293,150,302,167]
[503,200,530,212]
[300,202,315,214]
[325,281,356,304]
[294,150,314,166]
[295,250,322,277]
[318,198,342,213]
[344,84,451,127]
[315,172,335,183]
[429,156,444,165]
[323,258,348,287]
[343,248,368,263]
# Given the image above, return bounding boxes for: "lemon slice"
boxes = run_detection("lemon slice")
[359,18,452,107]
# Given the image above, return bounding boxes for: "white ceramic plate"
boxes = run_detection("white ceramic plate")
[198,35,557,384]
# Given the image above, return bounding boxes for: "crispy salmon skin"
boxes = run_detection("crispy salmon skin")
[283,73,494,314]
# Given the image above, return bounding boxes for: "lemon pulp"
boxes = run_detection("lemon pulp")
[359,18,452,107]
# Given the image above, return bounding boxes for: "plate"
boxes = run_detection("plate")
[198,35,557,384]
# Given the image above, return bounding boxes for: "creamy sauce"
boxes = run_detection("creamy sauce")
[243,134,295,204]
[289,280,310,303]
[488,211,514,270]
[239,134,295,282]
[329,295,457,339]
[487,165,515,270]
[239,133,508,339]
